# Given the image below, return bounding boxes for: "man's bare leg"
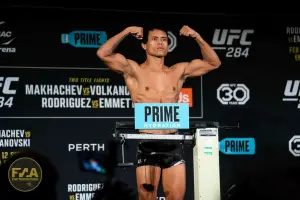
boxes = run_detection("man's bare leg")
[162,163,186,200]
[136,165,161,200]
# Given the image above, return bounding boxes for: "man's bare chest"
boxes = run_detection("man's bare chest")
[137,70,179,85]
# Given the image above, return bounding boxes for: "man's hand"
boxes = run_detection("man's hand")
[179,25,199,39]
[127,26,143,40]
[175,25,221,78]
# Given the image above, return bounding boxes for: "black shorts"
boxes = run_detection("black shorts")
[135,132,185,169]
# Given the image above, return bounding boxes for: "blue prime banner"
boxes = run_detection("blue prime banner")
[61,30,107,48]
[134,103,189,129]
[219,138,256,155]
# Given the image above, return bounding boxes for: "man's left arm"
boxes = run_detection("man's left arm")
[179,25,221,78]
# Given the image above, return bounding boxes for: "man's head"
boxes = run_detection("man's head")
[142,27,169,58]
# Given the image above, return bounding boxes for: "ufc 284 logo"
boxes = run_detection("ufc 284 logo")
[212,29,254,58]
[217,84,250,105]
[0,77,19,108]
[282,80,300,108]
[289,135,300,157]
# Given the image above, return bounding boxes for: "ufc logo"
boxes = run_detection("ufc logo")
[284,80,300,97]
[282,80,300,108]
[212,29,254,46]
[0,77,19,94]
[289,135,300,157]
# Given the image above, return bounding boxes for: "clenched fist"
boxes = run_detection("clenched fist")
[179,25,199,39]
[127,26,143,40]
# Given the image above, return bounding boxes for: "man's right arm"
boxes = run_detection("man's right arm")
[96,26,142,75]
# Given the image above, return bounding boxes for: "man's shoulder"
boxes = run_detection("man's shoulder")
[127,59,140,67]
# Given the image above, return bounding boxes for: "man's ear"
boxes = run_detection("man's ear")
[141,43,146,50]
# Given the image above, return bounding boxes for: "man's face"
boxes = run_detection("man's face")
[144,29,168,57]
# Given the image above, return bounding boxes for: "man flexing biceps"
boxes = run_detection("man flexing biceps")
[97,25,221,200]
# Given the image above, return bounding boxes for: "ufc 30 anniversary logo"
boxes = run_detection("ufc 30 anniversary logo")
[212,29,254,58]
[289,135,300,157]
[8,157,42,192]
[0,77,19,108]
[217,83,250,105]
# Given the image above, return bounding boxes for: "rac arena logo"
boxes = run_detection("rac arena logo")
[0,21,16,53]
[8,157,42,192]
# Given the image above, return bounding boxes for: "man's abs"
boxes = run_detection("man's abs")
[124,66,185,134]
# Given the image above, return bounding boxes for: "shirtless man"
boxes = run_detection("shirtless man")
[97,25,221,200]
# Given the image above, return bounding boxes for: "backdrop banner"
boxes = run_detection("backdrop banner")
[0,6,300,200]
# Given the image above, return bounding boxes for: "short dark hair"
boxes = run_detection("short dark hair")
[142,25,168,44]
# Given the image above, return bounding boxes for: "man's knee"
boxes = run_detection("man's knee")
[138,185,157,200]
[165,189,184,200]
[162,164,186,200]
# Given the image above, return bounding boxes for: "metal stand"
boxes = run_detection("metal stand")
[113,129,135,168]
[193,127,220,200]
[112,120,238,200]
